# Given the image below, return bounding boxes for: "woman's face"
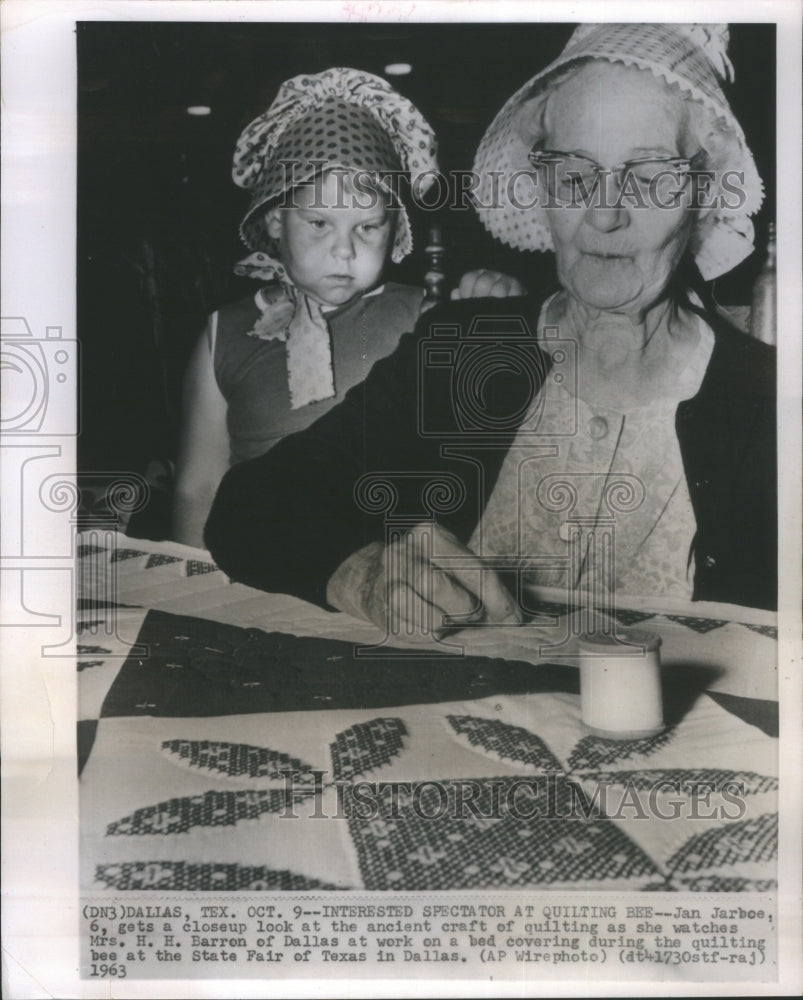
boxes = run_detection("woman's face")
[542,62,696,317]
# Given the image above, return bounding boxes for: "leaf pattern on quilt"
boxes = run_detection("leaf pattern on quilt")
[578,768,777,795]
[671,875,777,892]
[186,559,219,576]
[664,614,727,634]
[106,788,313,836]
[77,543,106,557]
[343,775,660,890]
[161,739,317,781]
[94,861,343,891]
[146,553,183,568]
[446,715,563,771]
[743,623,778,640]
[666,812,777,873]
[568,727,675,770]
[330,717,407,781]
[610,608,656,627]
[110,548,148,562]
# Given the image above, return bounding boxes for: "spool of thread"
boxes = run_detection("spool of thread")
[577,630,663,739]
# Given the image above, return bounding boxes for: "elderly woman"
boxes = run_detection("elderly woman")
[206,23,776,625]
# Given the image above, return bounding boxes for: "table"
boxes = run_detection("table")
[78,533,778,893]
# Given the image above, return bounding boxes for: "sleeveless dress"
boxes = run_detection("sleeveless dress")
[213,282,424,463]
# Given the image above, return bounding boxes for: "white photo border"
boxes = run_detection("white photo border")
[1,1,800,997]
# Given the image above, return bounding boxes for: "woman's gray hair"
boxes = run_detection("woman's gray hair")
[520,58,740,178]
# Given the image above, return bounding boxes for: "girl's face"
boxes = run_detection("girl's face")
[266,171,395,307]
[541,62,696,318]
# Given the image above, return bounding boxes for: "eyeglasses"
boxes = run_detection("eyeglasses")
[528,148,702,206]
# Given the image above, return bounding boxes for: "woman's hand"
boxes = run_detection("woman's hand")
[451,269,525,300]
[326,522,521,641]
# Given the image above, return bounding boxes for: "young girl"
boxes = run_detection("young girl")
[172,68,520,546]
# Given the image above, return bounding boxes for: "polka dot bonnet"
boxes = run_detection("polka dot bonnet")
[472,24,765,280]
[233,67,439,264]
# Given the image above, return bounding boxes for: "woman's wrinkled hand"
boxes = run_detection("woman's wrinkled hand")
[326,522,522,642]
[451,269,525,300]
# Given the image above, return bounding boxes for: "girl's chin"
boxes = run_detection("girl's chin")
[308,286,364,308]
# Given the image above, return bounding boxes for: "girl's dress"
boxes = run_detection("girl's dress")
[212,281,425,463]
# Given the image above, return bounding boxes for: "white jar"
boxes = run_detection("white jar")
[577,629,663,739]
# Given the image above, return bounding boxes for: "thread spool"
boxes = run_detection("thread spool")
[577,630,663,739]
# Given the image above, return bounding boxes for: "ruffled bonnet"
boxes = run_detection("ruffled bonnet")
[472,23,765,280]
[232,67,439,264]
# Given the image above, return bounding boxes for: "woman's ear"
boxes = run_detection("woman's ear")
[265,208,283,241]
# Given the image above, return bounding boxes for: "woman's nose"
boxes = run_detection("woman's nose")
[583,203,629,233]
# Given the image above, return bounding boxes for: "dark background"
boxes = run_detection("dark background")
[77,21,776,506]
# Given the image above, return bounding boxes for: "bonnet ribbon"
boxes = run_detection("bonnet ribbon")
[236,252,335,410]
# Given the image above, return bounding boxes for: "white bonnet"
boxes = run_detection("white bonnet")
[472,24,765,280]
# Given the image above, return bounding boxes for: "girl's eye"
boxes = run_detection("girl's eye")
[359,220,386,235]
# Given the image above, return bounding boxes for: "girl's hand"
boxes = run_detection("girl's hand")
[451,269,525,300]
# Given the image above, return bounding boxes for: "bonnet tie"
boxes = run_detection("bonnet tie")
[235,254,336,410]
